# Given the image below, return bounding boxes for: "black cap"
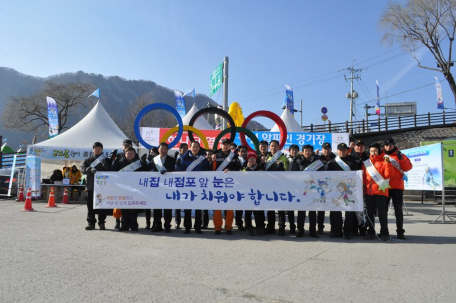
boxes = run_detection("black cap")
[355,139,364,146]
[369,143,381,150]
[230,142,237,148]
[302,144,314,151]
[384,138,395,145]
[220,138,231,144]
[337,143,348,150]
[93,142,103,149]
[123,139,133,145]
[259,140,268,145]
[289,144,299,151]
[322,142,331,149]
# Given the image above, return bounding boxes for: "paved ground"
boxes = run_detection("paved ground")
[1,197,456,303]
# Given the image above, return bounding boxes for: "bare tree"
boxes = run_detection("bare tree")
[2,82,95,134]
[380,0,456,100]
[117,92,176,144]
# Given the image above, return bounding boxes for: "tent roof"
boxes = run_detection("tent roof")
[34,101,131,150]
[181,104,213,130]
[271,108,303,132]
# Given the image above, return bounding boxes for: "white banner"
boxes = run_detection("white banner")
[25,155,41,197]
[94,171,363,211]
[27,145,115,161]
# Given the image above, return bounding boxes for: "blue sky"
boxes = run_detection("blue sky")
[0,0,453,129]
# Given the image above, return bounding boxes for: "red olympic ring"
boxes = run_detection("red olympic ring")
[240,110,287,151]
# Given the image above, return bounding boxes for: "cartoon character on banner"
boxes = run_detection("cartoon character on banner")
[336,182,355,206]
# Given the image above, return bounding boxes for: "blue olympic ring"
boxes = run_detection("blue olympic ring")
[134,103,183,150]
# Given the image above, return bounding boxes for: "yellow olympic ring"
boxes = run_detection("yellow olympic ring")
[160,126,210,150]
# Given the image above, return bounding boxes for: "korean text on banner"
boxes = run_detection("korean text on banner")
[94,171,363,211]
[46,97,59,138]
[210,63,223,96]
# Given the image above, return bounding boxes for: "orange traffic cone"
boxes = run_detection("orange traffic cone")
[46,187,57,208]
[20,188,35,212]
[62,187,69,204]
[16,186,25,202]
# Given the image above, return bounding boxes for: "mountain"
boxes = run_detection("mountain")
[0,67,266,150]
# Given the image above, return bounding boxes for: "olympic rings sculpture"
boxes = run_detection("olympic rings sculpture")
[213,127,261,155]
[160,126,210,150]
[134,103,287,151]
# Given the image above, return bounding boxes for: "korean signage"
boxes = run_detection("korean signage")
[27,145,115,161]
[94,171,363,211]
[140,127,349,151]
[210,63,223,96]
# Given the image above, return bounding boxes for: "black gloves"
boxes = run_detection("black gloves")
[109,149,118,160]
[141,154,147,162]
[396,150,403,160]
[147,154,154,162]
[91,167,97,174]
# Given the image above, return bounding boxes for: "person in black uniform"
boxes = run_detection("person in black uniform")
[146,142,176,233]
[292,144,321,238]
[81,142,111,230]
[317,143,336,234]
[235,145,248,230]
[174,143,188,229]
[326,143,360,239]
[111,146,145,231]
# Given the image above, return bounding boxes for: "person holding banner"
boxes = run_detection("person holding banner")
[263,140,290,236]
[242,152,265,236]
[112,147,145,231]
[293,144,322,238]
[363,143,395,241]
[174,143,188,229]
[326,143,360,239]
[317,143,336,234]
[212,138,242,235]
[175,141,210,234]
[382,138,413,240]
[147,142,176,233]
[81,142,110,231]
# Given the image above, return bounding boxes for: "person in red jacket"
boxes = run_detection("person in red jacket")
[382,138,413,240]
[363,143,396,241]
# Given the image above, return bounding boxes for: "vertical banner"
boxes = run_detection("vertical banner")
[434,76,444,110]
[210,63,223,96]
[25,155,41,197]
[174,90,186,118]
[375,80,380,115]
[285,84,294,115]
[46,97,59,138]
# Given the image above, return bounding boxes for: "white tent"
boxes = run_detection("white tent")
[181,104,213,130]
[27,101,132,177]
[271,108,303,132]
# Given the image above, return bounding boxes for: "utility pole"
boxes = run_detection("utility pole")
[345,60,362,125]
[222,56,229,130]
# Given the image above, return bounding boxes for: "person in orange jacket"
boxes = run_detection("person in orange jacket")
[362,143,397,241]
[382,138,413,239]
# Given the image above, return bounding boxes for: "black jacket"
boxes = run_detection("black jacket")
[81,154,111,191]
[111,154,145,172]
[326,155,360,171]
[148,155,176,172]
[214,150,241,171]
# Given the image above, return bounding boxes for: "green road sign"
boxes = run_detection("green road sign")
[210,63,223,96]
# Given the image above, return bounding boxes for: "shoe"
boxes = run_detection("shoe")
[184,229,190,234]
[397,234,406,240]
[175,224,181,229]
[309,231,319,238]
[364,234,376,240]
[214,230,222,235]
[381,234,391,242]
[350,232,359,237]
[226,230,233,235]
[114,221,120,230]
[201,225,208,229]
[344,235,352,240]
[359,227,366,237]
[130,227,139,231]
[119,226,129,231]
[248,227,256,236]
[317,227,324,235]
[98,224,106,230]
[151,227,163,232]
[145,223,151,229]
[278,229,285,236]
[263,228,276,235]
[164,228,171,233]
[329,232,343,238]
[85,225,95,230]
[237,225,246,231]
[195,229,202,234]
[296,229,304,238]
[289,228,296,235]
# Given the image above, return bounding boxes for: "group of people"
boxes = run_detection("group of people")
[50,165,82,185]
[81,137,412,241]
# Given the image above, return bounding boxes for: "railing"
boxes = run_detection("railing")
[304,111,456,134]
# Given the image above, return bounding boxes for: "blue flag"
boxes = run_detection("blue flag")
[434,76,444,110]
[285,84,294,115]
[183,89,195,99]
[89,88,100,98]
[46,97,59,138]
[174,90,186,118]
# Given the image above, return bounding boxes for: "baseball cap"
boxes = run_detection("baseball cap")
[337,143,348,150]
[369,143,381,150]
[355,139,364,146]
[220,138,231,144]
[384,138,395,145]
